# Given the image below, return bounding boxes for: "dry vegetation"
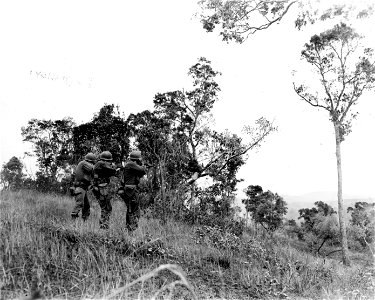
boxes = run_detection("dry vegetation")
[0,190,374,299]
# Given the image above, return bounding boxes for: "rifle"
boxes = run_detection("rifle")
[116,161,154,170]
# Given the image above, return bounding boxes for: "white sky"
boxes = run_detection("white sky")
[0,0,374,198]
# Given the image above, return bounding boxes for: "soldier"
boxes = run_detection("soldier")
[118,150,147,232]
[92,151,117,229]
[71,153,96,220]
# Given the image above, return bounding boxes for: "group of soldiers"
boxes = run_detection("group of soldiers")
[70,150,147,231]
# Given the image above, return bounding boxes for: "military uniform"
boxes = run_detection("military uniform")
[93,151,117,229]
[71,154,96,220]
[119,151,146,231]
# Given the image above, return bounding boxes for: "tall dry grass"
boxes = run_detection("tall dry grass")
[0,189,374,300]
[0,190,193,299]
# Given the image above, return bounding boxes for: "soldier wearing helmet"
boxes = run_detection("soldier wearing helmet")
[71,152,97,220]
[92,151,117,229]
[118,150,147,232]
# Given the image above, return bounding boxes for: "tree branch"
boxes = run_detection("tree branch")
[330,42,346,111]
[317,237,329,254]
[314,45,335,111]
[293,83,329,110]
[192,122,273,182]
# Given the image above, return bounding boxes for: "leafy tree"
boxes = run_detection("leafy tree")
[21,118,75,181]
[154,57,274,186]
[189,135,245,224]
[294,1,374,30]
[298,201,336,232]
[197,0,374,43]
[298,201,339,253]
[189,117,276,186]
[129,113,247,224]
[197,0,297,43]
[312,213,340,254]
[293,23,375,265]
[129,58,275,224]
[128,110,191,187]
[0,157,24,190]
[153,58,275,216]
[73,104,130,163]
[284,219,305,240]
[127,109,190,220]
[190,130,246,217]
[185,137,246,229]
[298,207,319,232]
[347,202,375,248]
[153,57,221,171]
[315,201,337,216]
[242,185,287,232]
[348,202,375,227]
[130,91,236,219]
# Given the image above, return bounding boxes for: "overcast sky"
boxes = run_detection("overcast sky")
[0,0,374,199]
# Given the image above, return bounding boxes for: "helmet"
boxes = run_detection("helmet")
[99,151,113,161]
[129,150,142,160]
[85,153,97,163]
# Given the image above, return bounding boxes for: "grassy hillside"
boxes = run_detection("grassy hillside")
[0,190,374,299]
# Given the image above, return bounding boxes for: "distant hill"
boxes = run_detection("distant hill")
[282,191,374,221]
[235,191,374,221]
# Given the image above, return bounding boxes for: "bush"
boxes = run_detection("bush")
[283,223,304,240]
[181,206,245,236]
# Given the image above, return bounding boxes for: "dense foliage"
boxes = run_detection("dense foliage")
[347,202,375,248]
[73,104,130,164]
[0,157,24,190]
[242,185,287,232]
[21,118,75,181]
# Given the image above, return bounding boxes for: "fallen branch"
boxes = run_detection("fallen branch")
[325,249,342,257]
[105,264,197,300]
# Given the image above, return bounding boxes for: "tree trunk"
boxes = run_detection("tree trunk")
[159,160,167,223]
[334,123,351,266]
[317,237,329,254]
[159,162,166,204]
[190,183,197,223]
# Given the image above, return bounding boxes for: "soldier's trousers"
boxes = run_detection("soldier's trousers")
[93,185,112,229]
[121,186,140,232]
[71,187,90,220]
